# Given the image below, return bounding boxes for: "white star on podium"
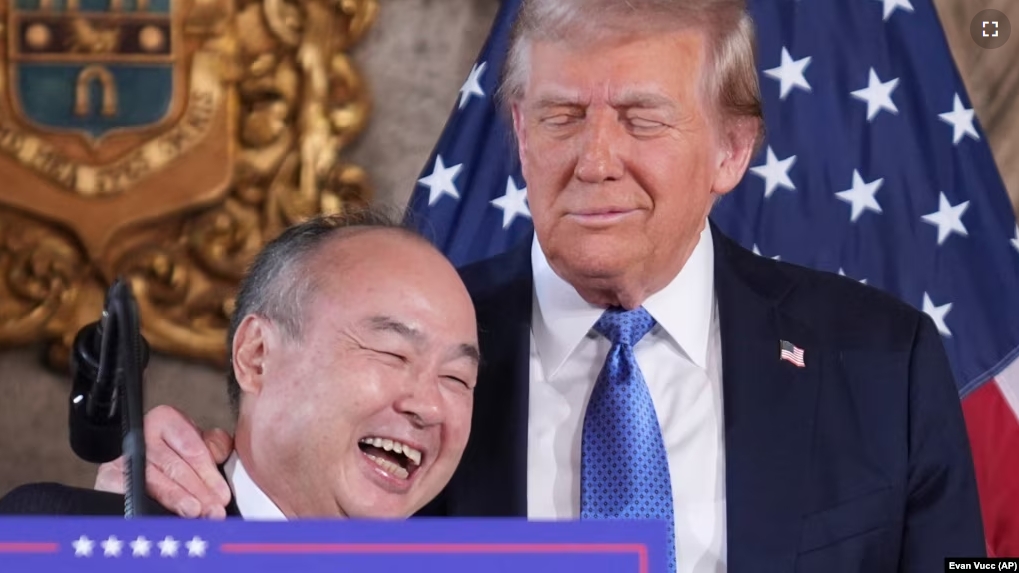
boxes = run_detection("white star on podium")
[101,535,123,557]
[130,536,152,557]
[158,536,179,557]
[186,536,208,558]
[72,535,94,557]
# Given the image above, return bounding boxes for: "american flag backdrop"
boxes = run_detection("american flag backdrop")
[405,0,1019,556]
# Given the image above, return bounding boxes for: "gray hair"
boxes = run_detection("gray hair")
[225,208,422,417]
[500,0,764,150]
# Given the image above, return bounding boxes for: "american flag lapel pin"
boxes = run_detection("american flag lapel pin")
[780,340,806,368]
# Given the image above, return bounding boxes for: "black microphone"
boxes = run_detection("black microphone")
[68,282,149,464]
[67,278,151,517]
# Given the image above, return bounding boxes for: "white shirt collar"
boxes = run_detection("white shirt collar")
[531,223,715,380]
[224,452,287,520]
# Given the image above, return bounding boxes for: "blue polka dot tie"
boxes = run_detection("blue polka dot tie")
[581,306,676,573]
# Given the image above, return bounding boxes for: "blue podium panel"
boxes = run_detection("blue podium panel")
[0,517,669,573]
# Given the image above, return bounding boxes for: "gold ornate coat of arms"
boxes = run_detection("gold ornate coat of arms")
[0,0,376,368]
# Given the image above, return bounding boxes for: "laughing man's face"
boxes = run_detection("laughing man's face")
[239,230,479,518]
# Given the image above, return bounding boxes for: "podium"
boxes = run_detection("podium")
[0,517,669,572]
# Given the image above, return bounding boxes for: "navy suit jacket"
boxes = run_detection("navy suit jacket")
[0,467,241,517]
[418,222,985,571]
[0,483,185,516]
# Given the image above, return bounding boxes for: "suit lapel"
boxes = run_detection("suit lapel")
[441,241,534,517]
[712,223,823,568]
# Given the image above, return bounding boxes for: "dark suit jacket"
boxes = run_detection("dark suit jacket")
[418,222,986,571]
[0,482,240,517]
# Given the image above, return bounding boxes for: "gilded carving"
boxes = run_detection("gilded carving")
[0,0,376,368]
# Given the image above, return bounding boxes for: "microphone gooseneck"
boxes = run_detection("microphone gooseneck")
[67,278,150,517]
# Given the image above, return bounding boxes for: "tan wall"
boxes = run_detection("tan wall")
[0,0,1015,495]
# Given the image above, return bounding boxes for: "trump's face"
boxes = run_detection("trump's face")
[512,28,749,307]
[236,230,479,518]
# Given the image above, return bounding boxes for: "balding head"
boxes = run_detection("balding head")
[225,211,437,416]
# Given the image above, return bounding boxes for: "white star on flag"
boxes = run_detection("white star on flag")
[130,536,151,557]
[101,535,123,557]
[938,93,979,145]
[185,536,208,558]
[838,268,868,285]
[877,0,914,20]
[1012,225,1019,254]
[851,68,900,122]
[417,155,463,206]
[750,146,796,198]
[921,192,969,245]
[763,47,812,99]
[458,61,487,110]
[72,535,94,557]
[923,292,953,337]
[158,536,179,558]
[490,176,530,229]
[836,169,883,222]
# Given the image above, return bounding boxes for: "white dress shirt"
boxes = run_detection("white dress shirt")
[224,452,287,520]
[527,225,727,573]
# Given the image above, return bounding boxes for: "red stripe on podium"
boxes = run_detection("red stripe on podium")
[220,542,648,573]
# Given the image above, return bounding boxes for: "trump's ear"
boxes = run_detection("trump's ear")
[232,315,275,398]
[711,116,760,197]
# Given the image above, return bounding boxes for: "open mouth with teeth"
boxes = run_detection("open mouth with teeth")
[358,437,423,480]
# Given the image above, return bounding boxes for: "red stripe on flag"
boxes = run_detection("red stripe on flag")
[962,379,1019,557]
